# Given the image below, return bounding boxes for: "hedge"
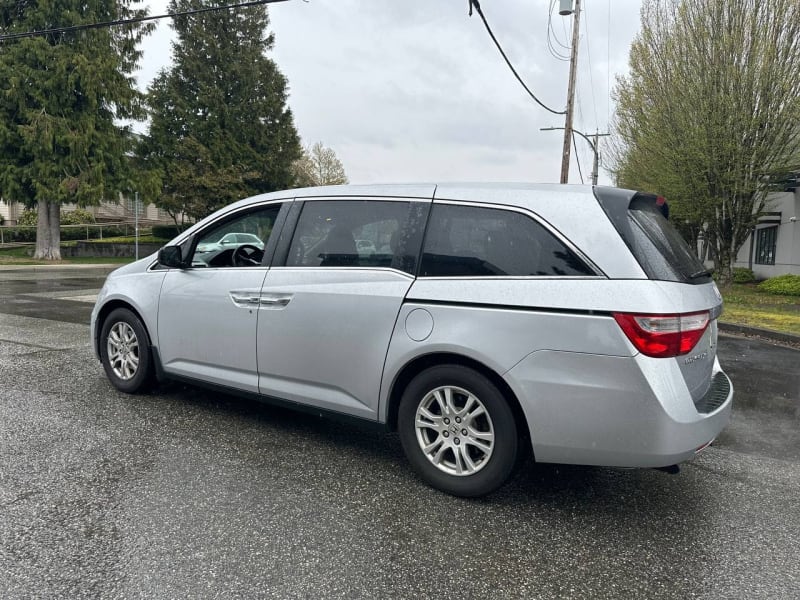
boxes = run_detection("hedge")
[758,274,800,297]
[151,224,183,240]
[0,224,131,243]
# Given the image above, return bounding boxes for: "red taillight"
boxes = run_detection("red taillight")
[613,311,710,358]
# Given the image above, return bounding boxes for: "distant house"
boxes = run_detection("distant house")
[0,194,176,226]
[733,181,800,277]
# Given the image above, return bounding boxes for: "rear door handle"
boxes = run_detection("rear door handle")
[259,294,293,309]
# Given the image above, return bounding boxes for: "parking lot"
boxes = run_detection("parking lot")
[1,269,799,599]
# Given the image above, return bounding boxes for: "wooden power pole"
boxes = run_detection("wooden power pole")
[559,0,582,184]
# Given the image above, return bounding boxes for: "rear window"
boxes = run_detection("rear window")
[625,195,711,284]
[419,203,594,277]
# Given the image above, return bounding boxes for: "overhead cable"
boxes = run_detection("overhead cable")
[0,0,289,42]
[572,132,585,184]
[468,0,566,116]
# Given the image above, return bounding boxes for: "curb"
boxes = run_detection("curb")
[719,321,800,348]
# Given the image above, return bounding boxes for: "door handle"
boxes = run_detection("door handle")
[229,292,262,307]
[259,294,293,309]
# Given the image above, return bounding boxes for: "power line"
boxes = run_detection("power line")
[0,0,289,43]
[607,0,612,128]
[572,132,584,184]
[546,0,570,62]
[468,0,566,116]
[582,1,600,129]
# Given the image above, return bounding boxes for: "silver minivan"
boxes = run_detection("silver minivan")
[90,183,733,496]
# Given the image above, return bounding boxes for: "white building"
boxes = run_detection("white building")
[0,195,174,226]
[733,184,800,277]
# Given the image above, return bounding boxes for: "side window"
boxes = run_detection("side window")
[286,200,422,274]
[419,204,594,277]
[191,204,281,268]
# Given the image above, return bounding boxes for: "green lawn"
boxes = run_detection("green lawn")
[720,283,800,336]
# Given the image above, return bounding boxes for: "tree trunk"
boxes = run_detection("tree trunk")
[33,200,62,260]
[713,243,733,286]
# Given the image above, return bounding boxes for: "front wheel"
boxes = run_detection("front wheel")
[99,308,153,393]
[398,365,518,497]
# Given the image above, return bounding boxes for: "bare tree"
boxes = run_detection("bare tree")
[293,142,349,187]
[610,0,800,283]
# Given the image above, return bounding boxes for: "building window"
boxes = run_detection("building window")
[754,226,778,265]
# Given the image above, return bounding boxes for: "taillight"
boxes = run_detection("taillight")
[613,311,710,358]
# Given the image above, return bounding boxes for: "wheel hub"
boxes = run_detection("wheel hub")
[414,385,495,477]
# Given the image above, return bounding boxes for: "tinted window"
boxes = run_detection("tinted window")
[419,204,594,277]
[191,205,279,268]
[627,196,711,283]
[286,200,422,274]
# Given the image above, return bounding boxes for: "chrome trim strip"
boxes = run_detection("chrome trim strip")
[269,266,415,279]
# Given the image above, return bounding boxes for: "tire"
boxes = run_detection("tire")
[398,365,518,497]
[99,308,153,394]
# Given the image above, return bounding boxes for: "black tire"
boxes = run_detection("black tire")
[398,365,518,497]
[99,308,153,393]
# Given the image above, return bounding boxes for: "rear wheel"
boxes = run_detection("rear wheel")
[398,365,518,497]
[100,308,153,393]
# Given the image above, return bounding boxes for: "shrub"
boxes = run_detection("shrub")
[3,226,36,242]
[61,208,96,225]
[152,224,182,240]
[16,207,95,226]
[732,268,756,284]
[758,274,800,297]
[16,209,37,227]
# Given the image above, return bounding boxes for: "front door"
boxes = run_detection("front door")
[158,202,285,392]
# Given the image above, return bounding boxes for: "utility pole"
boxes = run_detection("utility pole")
[589,130,611,185]
[134,191,140,261]
[543,127,609,185]
[559,0,582,184]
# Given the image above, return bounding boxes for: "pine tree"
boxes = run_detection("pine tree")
[142,0,301,221]
[0,0,153,259]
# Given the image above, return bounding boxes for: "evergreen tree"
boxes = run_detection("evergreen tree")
[0,0,153,259]
[142,0,301,221]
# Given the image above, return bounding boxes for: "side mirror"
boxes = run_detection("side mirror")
[158,245,185,269]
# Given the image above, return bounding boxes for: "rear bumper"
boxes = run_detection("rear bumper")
[504,351,733,468]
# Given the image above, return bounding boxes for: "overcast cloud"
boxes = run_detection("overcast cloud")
[137,0,644,185]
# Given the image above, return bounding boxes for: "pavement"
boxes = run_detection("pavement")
[1,267,799,598]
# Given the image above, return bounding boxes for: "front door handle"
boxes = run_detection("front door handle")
[229,291,262,308]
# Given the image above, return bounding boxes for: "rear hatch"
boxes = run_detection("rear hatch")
[595,188,722,402]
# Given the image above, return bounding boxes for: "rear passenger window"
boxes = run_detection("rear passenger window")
[286,200,422,274]
[420,204,594,277]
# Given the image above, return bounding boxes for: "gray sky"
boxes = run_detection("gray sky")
[137,0,644,185]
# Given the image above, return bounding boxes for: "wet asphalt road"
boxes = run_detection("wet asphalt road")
[1,271,798,599]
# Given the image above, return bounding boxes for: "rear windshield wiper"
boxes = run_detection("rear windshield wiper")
[689,268,714,280]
